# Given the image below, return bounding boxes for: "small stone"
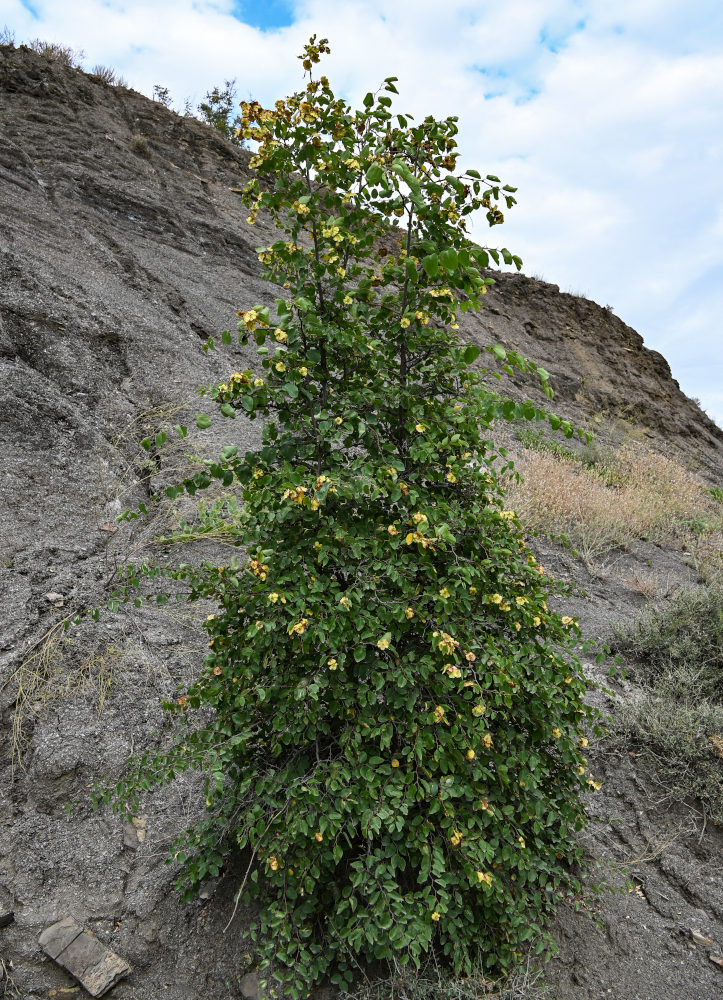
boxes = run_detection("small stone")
[98,523,118,533]
[710,954,723,969]
[39,916,130,998]
[45,592,65,607]
[240,972,259,1000]
[691,928,712,947]
[0,910,14,928]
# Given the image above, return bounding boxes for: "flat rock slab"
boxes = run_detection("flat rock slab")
[39,917,130,997]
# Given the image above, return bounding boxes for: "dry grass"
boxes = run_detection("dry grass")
[339,954,551,1000]
[509,441,719,568]
[2,628,142,769]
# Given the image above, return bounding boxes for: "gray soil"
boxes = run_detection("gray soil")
[0,45,721,1000]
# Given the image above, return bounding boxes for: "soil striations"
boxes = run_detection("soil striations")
[1,44,721,1000]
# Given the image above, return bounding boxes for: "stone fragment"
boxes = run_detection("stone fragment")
[0,909,14,928]
[710,954,723,969]
[39,916,130,997]
[44,592,65,607]
[240,972,259,999]
[691,928,712,947]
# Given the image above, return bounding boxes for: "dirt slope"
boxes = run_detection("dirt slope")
[0,44,721,1000]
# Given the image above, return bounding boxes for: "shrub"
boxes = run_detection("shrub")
[100,38,598,996]
[92,64,118,84]
[129,134,151,160]
[153,84,173,108]
[198,78,243,143]
[610,585,723,821]
[0,25,15,46]
[27,38,84,68]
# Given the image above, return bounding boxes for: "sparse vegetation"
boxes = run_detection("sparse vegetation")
[0,25,15,46]
[27,38,84,68]
[610,585,723,821]
[153,83,173,108]
[130,133,152,159]
[510,442,717,568]
[197,78,244,142]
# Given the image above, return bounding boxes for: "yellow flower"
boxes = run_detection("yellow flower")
[314,832,323,842]
[500,602,511,612]
[561,616,574,625]
[431,911,441,922]
[339,595,351,610]
[268,592,280,603]
[444,664,462,679]
[439,587,450,599]
[391,758,400,768]
[515,596,527,606]
[343,294,353,305]
[466,749,475,761]
[514,621,521,631]
[446,472,457,483]
[388,524,398,535]
[552,727,562,739]
[377,636,390,650]
[253,377,264,387]
[433,705,445,723]
[472,704,486,717]
[579,736,589,747]
[336,266,346,278]
[518,836,526,848]
[476,870,492,886]
[404,607,414,619]
[465,651,476,662]
[400,317,411,329]
[587,778,602,790]
[334,416,343,425]
[275,361,286,372]
[274,329,287,342]
[450,829,463,847]
[532,616,541,627]
[309,499,320,510]
[469,586,478,596]
[491,593,503,605]
[577,765,586,775]
[289,618,308,636]
[299,366,308,376]
[412,511,427,524]
[415,423,426,432]
[482,733,493,749]
[268,856,279,871]
[327,658,338,670]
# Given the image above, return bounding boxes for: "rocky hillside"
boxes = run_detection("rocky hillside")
[1,44,721,1000]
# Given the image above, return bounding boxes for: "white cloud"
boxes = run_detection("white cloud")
[2,0,722,426]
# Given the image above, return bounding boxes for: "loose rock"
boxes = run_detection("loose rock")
[38,916,130,998]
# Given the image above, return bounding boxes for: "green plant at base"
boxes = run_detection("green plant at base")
[99,38,599,997]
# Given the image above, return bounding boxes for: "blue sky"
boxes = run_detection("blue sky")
[2,0,722,428]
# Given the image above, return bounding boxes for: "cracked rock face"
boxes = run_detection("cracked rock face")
[0,43,721,1000]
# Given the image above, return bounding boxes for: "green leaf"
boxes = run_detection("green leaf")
[195,413,212,429]
[461,344,481,365]
[140,437,152,452]
[173,424,188,439]
[220,403,236,417]
[491,345,507,362]
[155,432,167,449]
[440,249,458,272]
[221,330,231,345]
[366,163,384,185]
[421,254,439,278]
[363,92,374,108]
